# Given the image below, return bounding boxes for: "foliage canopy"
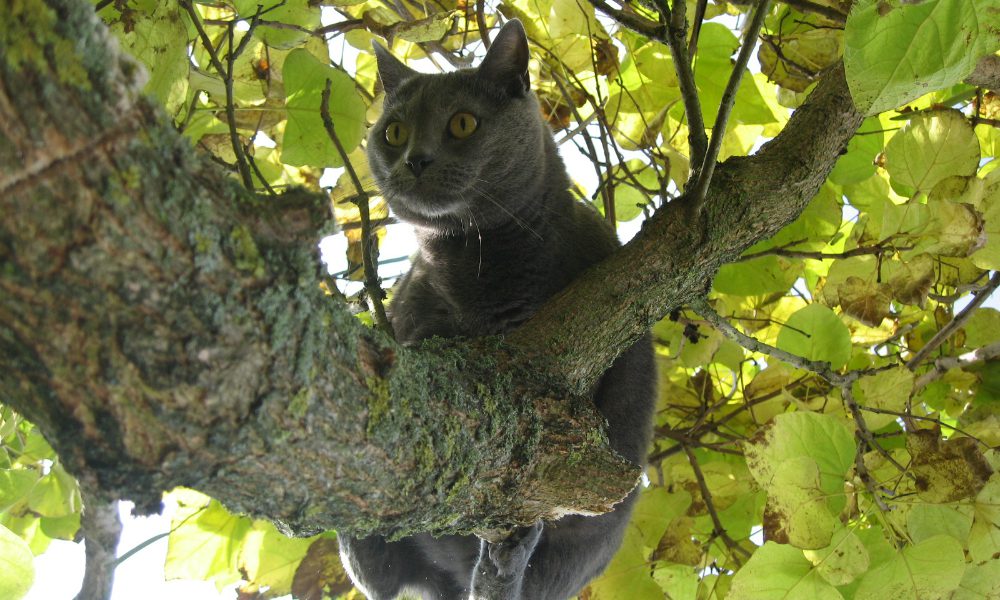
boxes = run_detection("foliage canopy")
[2,0,1000,598]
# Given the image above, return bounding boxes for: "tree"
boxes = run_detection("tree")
[1,0,999,598]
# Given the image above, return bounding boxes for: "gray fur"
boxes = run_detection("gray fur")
[339,19,656,600]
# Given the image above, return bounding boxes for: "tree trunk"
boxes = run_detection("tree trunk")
[0,0,862,538]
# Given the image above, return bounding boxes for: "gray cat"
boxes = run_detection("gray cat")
[338,20,656,600]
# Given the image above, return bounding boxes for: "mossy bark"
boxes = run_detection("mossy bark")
[1,0,862,538]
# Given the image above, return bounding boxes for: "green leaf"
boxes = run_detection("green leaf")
[854,535,965,599]
[111,3,190,112]
[291,537,354,600]
[38,512,80,541]
[802,527,869,586]
[714,255,802,296]
[952,558,1000,600]
[239,521,318,596]
[844,0,1000,115]
[0,523,34,600]
[281,49,366,168]
[744,412,855,548]
[905,503,973,545]
[776,303,852,369]
[852,366,914,429]
[234,0,321,50]
[0,469,39,513]
[586,520,662,599]
[728,542,844,600]
[26,464,80,518]
[165,495,250,588]
[696,24,778,126]
[970,474,1000,563]
[884,110,981,196]
[971,177,1000,269]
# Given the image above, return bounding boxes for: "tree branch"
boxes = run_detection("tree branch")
[321,79,394,338]
[689,0,771,213]
[2,0,863,541]
[507,63,863,391]
[905,271,1000,370]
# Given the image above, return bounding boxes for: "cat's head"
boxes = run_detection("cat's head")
[367,20,556,233]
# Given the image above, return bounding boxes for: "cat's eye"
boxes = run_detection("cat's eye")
[385,122,409,147]
[448,112,478,139]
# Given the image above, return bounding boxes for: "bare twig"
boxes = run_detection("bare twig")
[739,243,908,262]
[689,0,772,214]
[181,1,262,190]
[781,0,847,24]
[684,446,750,562]
[692,297,853,386]
[906,271,1000,370]
[321,80,395,339]
[552,74,614,226]
[914,340,1000,390]
[585,0,664,38]
[475,0,491,48]
[655,0,708,173]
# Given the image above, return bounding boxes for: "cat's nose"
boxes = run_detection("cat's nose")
[406,155,433,177]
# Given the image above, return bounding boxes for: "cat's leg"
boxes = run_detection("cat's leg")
[340,534,472,600]
[469,522,543,600]
[519,491,638,600]
[338,535,408,600]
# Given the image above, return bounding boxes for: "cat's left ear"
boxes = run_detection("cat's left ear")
[478,19,530,96]
[372,41,418,96]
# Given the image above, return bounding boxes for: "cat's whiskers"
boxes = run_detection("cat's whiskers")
[465,208,483,278]
[467,179,544,241]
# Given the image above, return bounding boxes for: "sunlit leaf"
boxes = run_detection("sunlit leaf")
[281,48,366,167]
[844,0,1000,115]
[776,304,852,369]
[728,541,843,600]
[884,110,981,196]
[0,524,33,600]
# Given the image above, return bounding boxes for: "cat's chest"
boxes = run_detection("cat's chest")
[396,242,562,338]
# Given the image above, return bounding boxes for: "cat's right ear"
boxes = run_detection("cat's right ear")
[372,42,417,96]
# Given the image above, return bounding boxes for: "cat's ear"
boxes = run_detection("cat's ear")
[372,42,417,96]
[478,19,530,96]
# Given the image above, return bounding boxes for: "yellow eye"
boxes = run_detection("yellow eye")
[448,112,478,139]
[385,121,409,146]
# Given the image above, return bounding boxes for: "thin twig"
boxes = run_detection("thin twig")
[475,0,491,48]
[656,0,708,173]
[689,0,771,213]
[781,0,847,24]
[914,340,1000,390]
[552,74,614,226]
[905,271,1000,370]
[182,1,260,190]
[321,80,395,339]
[684,446,750,562]
[692,297,853,386]
[739,243,909,262]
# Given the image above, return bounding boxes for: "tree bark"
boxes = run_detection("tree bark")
[0,0,862,538]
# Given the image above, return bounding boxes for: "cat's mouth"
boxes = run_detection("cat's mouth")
[389,179,470,220]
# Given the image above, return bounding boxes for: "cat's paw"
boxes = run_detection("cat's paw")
[486,522,543,578]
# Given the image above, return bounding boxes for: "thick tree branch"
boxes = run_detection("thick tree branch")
[508,63,864,391]
[2,0,862,543]
[0,0,635,539]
